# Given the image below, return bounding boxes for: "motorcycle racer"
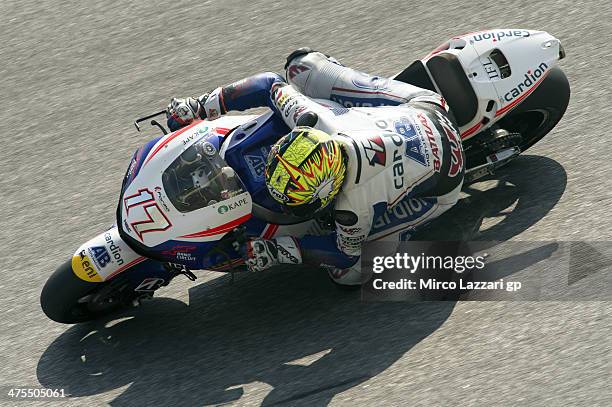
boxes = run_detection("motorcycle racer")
[167,49,465,285]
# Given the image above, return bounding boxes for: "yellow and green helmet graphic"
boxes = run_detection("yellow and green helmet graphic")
[265,127,346,213]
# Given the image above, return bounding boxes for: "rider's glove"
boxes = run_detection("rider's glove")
[243,237,303,272]
[166,94,209,131]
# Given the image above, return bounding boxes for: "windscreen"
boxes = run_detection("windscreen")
[162,139,246,213]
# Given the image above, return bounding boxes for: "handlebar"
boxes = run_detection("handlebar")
[134,110,169,135]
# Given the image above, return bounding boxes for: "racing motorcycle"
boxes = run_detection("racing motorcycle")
[41,28,569,323]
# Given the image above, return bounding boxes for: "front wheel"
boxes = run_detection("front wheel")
[40,261,141,323]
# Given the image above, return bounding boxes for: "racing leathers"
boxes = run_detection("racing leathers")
[182,51,465,284]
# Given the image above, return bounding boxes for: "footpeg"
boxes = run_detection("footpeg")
[465,146,520,183]
[164,262,198,281]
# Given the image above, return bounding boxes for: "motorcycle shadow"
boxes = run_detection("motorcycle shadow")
[37,270,455,406]
[412,154,568,242]
[36,154,566,406]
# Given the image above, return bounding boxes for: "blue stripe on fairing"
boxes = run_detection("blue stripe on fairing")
[123,136,162,191]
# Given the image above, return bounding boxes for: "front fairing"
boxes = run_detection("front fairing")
[116,118,255,268]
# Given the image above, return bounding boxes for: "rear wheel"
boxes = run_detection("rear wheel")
[40,261,140,323]
[497,67,570,152]
[464,67,570,169]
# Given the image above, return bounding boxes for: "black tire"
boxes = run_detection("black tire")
[464,67,570,169]
[495,66,570,151]
[40,260,132,323]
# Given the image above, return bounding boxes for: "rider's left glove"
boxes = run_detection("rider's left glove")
[166,94,209,131]
[243,237,303,272]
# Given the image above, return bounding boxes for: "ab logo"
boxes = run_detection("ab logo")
[91,246,111,268]
[395,119,427,167]
[245,155,266,181]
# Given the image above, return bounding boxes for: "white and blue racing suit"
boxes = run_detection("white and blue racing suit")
[200,50,465,284]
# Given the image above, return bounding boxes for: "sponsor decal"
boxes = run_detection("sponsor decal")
[181,127,209,146]
[72,250,103,282]
[287,64,310,80]
[195,126,210,136]
[217,197,249,214]
[267,185,291,202]
[162,245,197,256]
[435,111,464,177]
[126,157,138,179]
[482,57,500,79]
[182,133,195,146]
[154,186,171,212]
[394,117,429,167]
[134,278,165,292]
[339,234,366,243]
[104,232,125,266]
[392,148,404,189]
[273,86,308,121]
[273,86,289,110]
[245,149,268,182]
[361,135,387,166]
[224,78,251,100]
[330,95,375,108]
[176,252,196,262]
[502,62,549,102]
[330,107,350,116]
[276,244,300,264]
[372,197,436,233]
[90,246,111,269]
[337,233,366,253]
[417,113,441,172]
[472,30,530,43]
[378,131,406,190]
[339,226,363,235]
[283,98,299,118]
[161,245,198,262]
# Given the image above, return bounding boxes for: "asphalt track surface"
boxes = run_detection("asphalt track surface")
[1,0,611,406]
